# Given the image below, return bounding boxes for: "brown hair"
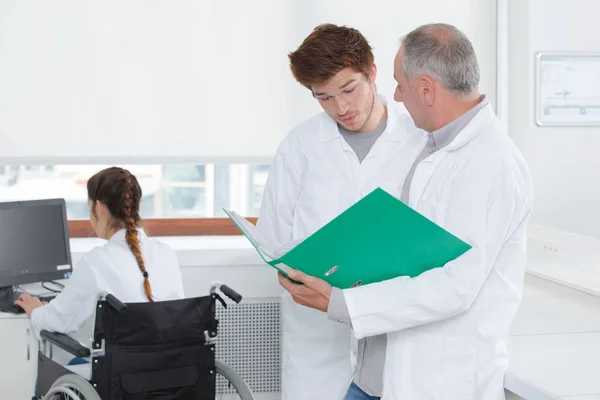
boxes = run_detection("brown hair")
[87,167,153,302]
[289,23,375,88]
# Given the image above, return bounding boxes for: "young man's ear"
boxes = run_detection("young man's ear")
[368,64,378,85]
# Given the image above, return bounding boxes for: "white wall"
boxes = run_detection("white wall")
[508,0,600,239]
[0,1,497,165]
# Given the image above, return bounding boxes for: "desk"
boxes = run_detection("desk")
[506,274,600,399]
[0,311,37,398]
[0,282,77,399]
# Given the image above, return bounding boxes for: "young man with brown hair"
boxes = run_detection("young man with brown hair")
[278,23,534,400]
[257,24,426,400]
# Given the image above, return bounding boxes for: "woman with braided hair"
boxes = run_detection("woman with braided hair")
[15,166,184,336]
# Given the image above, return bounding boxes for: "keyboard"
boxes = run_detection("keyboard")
[0,291,57,314]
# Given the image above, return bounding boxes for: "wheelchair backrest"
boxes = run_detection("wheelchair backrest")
[90,295,220,399]
[93,295,218,347]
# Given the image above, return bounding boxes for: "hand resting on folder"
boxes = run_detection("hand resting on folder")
[278,268,332,313]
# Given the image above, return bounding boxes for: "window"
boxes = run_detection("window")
[248,165,270,216]
[0,164,269,237]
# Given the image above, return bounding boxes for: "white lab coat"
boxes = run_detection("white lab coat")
[31,228,185,336]
[257,98,427,400]
[344,103,534,400]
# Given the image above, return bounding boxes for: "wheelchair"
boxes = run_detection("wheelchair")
[35,282,255,400]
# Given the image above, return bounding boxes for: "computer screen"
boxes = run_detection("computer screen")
[0,199,72,289]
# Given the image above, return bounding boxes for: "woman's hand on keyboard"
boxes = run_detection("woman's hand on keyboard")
[14,293,45,317]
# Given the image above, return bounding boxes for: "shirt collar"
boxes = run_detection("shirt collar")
[429,95,489,151]
[108,226,147,243]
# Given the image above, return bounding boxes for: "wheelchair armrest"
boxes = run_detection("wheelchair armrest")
[40,330,91,358]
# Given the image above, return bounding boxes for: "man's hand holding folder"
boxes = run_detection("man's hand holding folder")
[278,268,333,313]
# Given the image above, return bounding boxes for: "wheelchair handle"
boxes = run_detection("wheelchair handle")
[221,284,242,303]
[106,294,127,313]
[210,282,242,304]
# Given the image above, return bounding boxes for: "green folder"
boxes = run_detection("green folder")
[225,187,472,289]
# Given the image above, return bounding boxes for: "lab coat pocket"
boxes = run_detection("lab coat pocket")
[400,328,477,400]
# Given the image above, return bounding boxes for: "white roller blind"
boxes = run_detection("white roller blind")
[0,1,496,164]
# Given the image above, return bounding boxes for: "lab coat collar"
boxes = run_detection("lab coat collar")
[318,95,406,143]
[430,95,488,150]
[437,102,496,154]
[109,226,147,243]
[408,102,498,208]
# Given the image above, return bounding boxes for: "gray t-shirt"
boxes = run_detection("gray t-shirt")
[338,119,388,163]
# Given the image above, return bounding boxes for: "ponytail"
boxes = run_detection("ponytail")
[122,174,153,302]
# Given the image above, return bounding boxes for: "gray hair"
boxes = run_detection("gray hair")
[401,23,479,97]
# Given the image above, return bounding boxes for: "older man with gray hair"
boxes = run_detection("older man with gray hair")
[278,22,533,400]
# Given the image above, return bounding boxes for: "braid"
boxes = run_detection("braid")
[122,174,154,302]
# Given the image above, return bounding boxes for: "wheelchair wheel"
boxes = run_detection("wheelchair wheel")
[42,373,101,400]
[215,359,255,400]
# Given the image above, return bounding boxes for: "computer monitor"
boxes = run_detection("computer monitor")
[0,198,73,296]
